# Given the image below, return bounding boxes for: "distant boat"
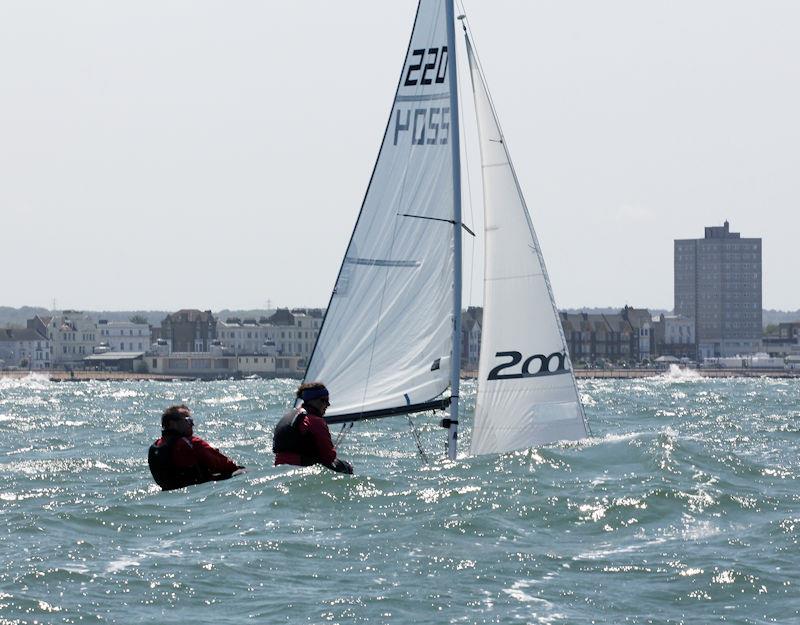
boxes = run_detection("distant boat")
[299,0,589,459]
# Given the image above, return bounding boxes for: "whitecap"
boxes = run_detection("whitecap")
[202,394,249,405]
[36,600,62,613]
[105,558,140,573]
[111,389,139,399]
[0,372,52,389]
[661,364,702,381]
[576,536,668,560]
[681,518,722,540]
[503,580,545,603]
[579,431,645,448]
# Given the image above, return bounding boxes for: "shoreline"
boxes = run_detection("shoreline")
[573,367,800,379]
[0,371,193,382]
[459,367,800,379]
[1,368,798,382]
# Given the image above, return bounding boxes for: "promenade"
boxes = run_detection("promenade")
[573,367,800,379]
[0,371,191,382]
[462,367,800,380]
[2,368,799,383]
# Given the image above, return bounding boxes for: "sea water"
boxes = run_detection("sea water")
[0,373,798,625]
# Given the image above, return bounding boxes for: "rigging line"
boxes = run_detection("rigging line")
[406,415,430,464]
[334,422,353,447]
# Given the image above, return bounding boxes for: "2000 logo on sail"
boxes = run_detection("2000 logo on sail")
[487,351,570,380]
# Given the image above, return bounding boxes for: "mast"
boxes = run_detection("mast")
[445,0,462,460]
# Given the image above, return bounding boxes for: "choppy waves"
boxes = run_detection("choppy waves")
[0,376,798,624]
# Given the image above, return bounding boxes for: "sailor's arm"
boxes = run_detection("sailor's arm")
[192,437,242,475]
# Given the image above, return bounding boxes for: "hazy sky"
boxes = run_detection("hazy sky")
[1,1,798,312]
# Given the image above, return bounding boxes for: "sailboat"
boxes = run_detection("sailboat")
[301,0,589,460]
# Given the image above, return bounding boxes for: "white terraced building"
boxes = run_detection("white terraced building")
[0,328,50,369]
[216,319,276,355]
[97,320,150,353]
[267,309,322,362]
[217,310,323,363]
[46,312,99,366]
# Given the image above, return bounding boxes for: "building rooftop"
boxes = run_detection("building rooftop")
[267,309,296,325]
[704,220,740,239]
[168,309,215,323]
[0,328,46,342]
[84,352,146,361]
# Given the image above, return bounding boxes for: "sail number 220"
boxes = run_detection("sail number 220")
[393,46,450,147]
[404,46,448,86]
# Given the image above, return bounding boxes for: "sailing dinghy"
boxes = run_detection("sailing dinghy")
[301,0,589,459]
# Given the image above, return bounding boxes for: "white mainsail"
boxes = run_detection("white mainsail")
[466,35,589,455]
[304,0,459,422]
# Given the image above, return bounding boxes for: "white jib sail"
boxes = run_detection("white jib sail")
[466,35,589,455]
[304,0,457,420]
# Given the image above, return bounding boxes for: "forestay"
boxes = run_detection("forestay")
[305,0,457,422]
[466,35,588,455]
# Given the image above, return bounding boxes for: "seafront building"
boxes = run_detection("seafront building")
[0,327,50,369]
[460,307,482,371]
[216,308,322,376]
[158,310,217,353]
[97,319,149,353]
[267,308,323,361]
[763,321,800,357]
[560,311,640,365]
[147,351,238,377]
[621,306,653,361]
[46,312,99,366]
[217,318,276,355]
[237,354,278,376]
[650,314,696,359]
[3,300,789,374]
[674,221,762,358]
[0,312,101,369]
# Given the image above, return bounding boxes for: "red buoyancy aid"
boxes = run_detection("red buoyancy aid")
[273,407,337,467]
[148,436,208,490]
[149,434,240,490]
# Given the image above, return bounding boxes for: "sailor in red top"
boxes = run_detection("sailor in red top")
[273,382,353,474]
[148,404,244,490]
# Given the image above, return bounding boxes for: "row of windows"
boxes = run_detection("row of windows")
[279,330,316,340]
[222,331,274,339]
[58,333,97,342]
[278,343,313,355]
[118,342,145,351]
